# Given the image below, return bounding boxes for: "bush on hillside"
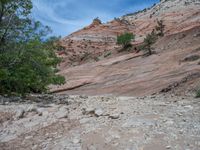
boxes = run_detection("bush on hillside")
[155,20,165,37]
[117,32,135,50]
[142,29,158,55]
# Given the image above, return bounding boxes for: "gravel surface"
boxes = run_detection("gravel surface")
[0,94,200,150]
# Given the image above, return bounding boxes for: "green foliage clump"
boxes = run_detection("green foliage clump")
[142,30,158,55]
[196,88,200,98]
[141,20,165,56]
[93,17,102,24]
[117,32,135,49]
[104,52,112,58]
[0,0,65,95]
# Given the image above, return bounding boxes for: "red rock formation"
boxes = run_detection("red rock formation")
[52,0,200,96]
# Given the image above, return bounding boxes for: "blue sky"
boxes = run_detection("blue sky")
[32,0,159,37]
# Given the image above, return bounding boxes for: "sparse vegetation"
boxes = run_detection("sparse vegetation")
[94,56,100,62]
[80,52,90,61]
[141,20,165,56]
[196,88,200,98]
[155,20,165,37]
[93,17,102,24]
[117,32,135,50]
[183,55,200,62]
[124,3,156,17]
[142,30,158,55]
[104,52,112,58]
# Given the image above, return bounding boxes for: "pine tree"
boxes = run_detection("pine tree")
[143,29,158,55]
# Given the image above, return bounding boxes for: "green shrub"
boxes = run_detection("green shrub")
[196,88,200,98]
[104,52,112,58]
[142,30,158,55]
[117,32,135,49]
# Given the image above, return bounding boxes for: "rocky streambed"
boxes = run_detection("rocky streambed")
[0,94,200,150]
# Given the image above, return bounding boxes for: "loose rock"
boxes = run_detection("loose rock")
[94,108,104,117]
[109,113,120,119]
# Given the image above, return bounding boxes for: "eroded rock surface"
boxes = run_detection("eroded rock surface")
[52,26,200,96]
[49,0,200,97]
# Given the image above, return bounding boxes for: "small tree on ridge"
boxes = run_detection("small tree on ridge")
[143,29,157,55]
[155,20,165,37]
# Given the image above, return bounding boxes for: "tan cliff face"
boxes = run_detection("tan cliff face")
[52,0,200,96]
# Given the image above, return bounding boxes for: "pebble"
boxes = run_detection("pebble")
[16,109,25,119]
[27,105,37,112]
[109,113,120,119]
[83,107,95,115]
[165,120,174,125]
[55,107,68,119]
[176,112,183,116]
[184,105,193,110]
[166,145,171,149]
[73,138,81,144]
[94,108,104,117]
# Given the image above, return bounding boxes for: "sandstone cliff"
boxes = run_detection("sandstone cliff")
[52,0,200,96]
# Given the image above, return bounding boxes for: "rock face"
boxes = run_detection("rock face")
[0,94,200,150]
[52,26,200,96]
[51,0,200,96]
[58,0,200,66]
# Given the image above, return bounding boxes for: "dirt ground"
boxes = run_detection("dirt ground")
[0,94,200,150]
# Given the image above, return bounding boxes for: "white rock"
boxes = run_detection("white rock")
[16,109,25,119]
[56,113,68,119]
[55,107,68,119]
[79,118,91,124]
[109,113,120,119]
[83,107,95,115]
[166,145,171,149]
[165,120,174,125]
[94,108,104,117]
[25,136,33,140]
[184,105,193,110]
[27,105,37,112]
[41,110,49,116]
[73,138,81,144]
